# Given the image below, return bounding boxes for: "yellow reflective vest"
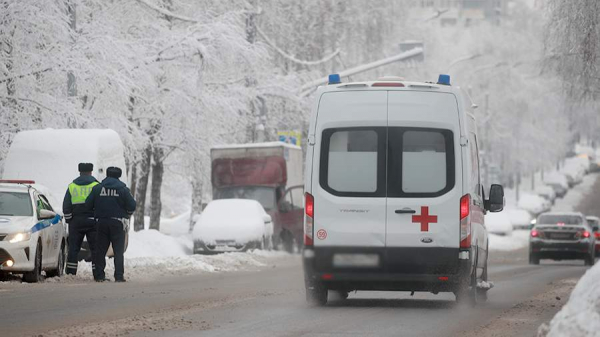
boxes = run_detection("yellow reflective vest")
[69,181,99,204]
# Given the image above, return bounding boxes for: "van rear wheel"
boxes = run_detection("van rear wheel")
[476,261,489,303]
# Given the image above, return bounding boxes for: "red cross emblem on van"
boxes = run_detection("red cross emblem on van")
[412,206,438,232]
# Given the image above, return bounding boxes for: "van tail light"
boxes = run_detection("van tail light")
[583,231,591,238]
[460,194,471,249]
[304,193,314,246]
[594,232,600,239]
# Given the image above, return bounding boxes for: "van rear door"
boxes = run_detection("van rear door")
[385,91,462,274]
[312,91,387,254]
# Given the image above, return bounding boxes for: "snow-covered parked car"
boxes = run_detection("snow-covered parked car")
[544,172,569,198]
[561,157,588,187]
[535,185,556,204]
[485,211,513,236]
[506,207,533,230]
[518,192,551,217]
[0,180,67,282]
[193,199,274,254]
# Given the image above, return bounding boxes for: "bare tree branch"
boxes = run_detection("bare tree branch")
[256,26,340,66]
[0,95,54,111]
[135,0,199,23]
[0,68,52,84]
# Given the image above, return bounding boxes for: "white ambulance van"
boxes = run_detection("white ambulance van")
[303,74,504,306]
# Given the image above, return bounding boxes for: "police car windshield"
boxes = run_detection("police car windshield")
[214,186,276,211]
[538,214,582,225]
[0,192,33,217]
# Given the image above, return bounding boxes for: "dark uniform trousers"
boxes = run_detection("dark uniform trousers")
[66,217,97,275]
[94,218,126,280]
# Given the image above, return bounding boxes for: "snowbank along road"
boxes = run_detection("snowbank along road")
[1,175,598,337]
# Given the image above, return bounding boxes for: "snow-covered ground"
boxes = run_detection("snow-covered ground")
[44,225,290,283]
[46,247,290,283]
[44,211,290,283]
[488,230,530,252]
[540,262,600,337]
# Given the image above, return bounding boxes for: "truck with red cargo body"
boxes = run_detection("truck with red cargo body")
[211,142,304,252]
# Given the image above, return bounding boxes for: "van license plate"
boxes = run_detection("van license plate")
[333,254,380,268]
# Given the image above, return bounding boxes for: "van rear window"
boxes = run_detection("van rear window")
[320,127,454,198]
[388,128,455,197]
[320,128,386,197]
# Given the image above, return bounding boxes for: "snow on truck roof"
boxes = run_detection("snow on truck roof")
[211,141,301,151]
[3,128,126,203]
[7,128,123,152]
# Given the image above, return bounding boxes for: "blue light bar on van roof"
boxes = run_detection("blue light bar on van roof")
[437,74,451,86]
[328,74,341,85]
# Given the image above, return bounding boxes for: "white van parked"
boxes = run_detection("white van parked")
[302,74,504,306]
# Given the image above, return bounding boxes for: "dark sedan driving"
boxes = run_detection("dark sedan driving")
[529,212,596,266]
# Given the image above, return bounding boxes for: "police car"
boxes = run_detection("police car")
[302,74,505,306]
[0,180,67,282]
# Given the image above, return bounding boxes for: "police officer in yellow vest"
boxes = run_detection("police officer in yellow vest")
[62,163,99,276]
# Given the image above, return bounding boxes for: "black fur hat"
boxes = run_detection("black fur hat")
[78,163,93,172]
[106,167,122,178]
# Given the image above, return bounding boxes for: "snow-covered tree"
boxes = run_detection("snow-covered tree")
[545,0,600,100]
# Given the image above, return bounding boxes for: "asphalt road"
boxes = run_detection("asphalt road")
[0,248,589,337]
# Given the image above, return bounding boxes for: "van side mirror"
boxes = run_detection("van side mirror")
[263,214,272,224]
[485,184,504,213]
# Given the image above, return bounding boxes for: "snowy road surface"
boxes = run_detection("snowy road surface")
[0,251,588,337]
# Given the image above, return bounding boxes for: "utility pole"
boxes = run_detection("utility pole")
[67,1,77,97]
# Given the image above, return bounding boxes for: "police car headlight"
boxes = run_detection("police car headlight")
[6,232,31,243]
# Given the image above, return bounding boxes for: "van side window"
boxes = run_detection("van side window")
[469,133,481,197]
[320,128,386,197]
[388,128,455,197]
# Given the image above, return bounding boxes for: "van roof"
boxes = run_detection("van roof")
[315,78,476,121]
[316,79,462,95]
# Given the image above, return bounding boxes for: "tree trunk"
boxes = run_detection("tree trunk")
[149,146,164,231]
[133,144,152,231]
[127,95,137,199]
[130,162,138,199]
[189,174,203,233]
